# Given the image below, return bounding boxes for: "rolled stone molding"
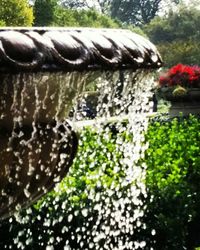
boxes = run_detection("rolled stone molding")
[0,28,162,72]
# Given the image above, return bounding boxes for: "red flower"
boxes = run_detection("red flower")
[169,64,185,75]
[159,64,200,87]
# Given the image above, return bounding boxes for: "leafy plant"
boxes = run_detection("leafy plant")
[143,115,200,249]
[0,0,33,26]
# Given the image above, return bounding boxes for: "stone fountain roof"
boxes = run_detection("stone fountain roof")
[0,27,162,73]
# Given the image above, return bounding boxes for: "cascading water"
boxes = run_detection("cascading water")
[69,69,156,250]
[0,71,96,218]
[0,28,162,249]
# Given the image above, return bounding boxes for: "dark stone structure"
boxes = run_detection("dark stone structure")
[0,28,162,72]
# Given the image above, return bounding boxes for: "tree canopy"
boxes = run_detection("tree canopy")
[0,0,33,26]
[109,0,162,25]
[144,5,200,67]
[59,0,181,26]
[144,6,200,44]
[33,0,58,26]
[33,0,122,28]
[52,8,121,28]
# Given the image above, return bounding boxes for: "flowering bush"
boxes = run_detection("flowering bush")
[159,64,200,88]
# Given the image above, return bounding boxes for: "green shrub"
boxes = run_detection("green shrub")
[144,115,200,249]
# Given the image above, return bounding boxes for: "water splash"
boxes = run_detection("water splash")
[0,71,99,218]
[0,68,157,249]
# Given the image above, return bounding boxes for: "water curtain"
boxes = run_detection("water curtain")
[0,28,162,219]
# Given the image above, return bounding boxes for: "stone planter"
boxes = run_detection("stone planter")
[159,87,200,117]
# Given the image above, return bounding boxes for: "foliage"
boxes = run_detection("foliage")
[109,0,163,26]
[0,0,33,26]
[33,0,121,28]
[143,116,200,249]
[32,0,147,35]
[144,7,200,44]
[0,20,6,26]
[143,6,200,67]
[60,0,180,26]
[33,0,58,26]
[157,39,200,68]
[52,8,121,28]
[124,24,147,37]
[61,0,164,26]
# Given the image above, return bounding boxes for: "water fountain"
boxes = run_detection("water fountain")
[0,27,162,248]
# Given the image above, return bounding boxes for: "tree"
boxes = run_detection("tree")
[109,0,183,26]
[52,8,121,28]
[33,0,119,27]
[59,0,102,11]
[157,39,200,67]
[144,6,200,44]
[32,0,146,35]
[143,5,200,67]
[0,0,33,26]
[110,0,163,25]
[60,0,181,26]
[33,0,58,26]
